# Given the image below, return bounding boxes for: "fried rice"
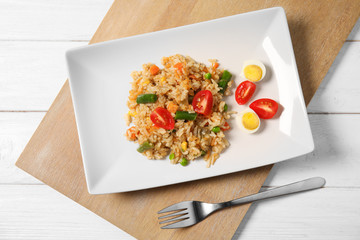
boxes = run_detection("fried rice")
[125,54,235,167]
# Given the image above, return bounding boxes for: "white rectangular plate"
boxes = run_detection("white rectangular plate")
[66,7,314,194]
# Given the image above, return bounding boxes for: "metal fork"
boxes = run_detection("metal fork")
[158,177,325,229]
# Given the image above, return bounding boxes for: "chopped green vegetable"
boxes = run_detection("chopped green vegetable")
[201,150,207,156]
[175,111,197,120]
[221,70,232,81]
[224,103,228,112]
[211,126,221,133]
[169,153,175,160]
[180,157,188,166]
[218,70,232,94]
[137,141,154,153]
[204,73,212,80]
[218,79,228,92]
[136,94,158,104]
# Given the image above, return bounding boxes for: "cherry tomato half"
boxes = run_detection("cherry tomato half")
[249,98,278,119]
[150,107,175,130]
[192,90,213,116]
[235,80,256,105]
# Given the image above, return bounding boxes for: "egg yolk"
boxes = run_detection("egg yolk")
[242,112,259,130]
[244,65,262,82]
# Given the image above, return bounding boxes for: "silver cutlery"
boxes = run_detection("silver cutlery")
[158,177,325,229]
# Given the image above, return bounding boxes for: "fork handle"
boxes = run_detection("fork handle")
[225,177,326,207]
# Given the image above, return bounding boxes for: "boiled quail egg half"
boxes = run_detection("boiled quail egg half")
[241,60,266,82]
[236,108,261,134]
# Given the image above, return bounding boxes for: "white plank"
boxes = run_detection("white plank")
[0,41,84,111]
[2,113,360,187]
[0,0,113,41]
[1,185,359,240]
[0,112,43,184]
[233,187,360,240]
[1,41,360,111]
[0,2,357,240]
[308,42,360,113]
[0,185,135,240]
[0,1,358,41]
[264,114,360,187]
[347,18,360,40]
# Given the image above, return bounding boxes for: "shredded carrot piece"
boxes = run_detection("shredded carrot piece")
[152,125,160,130]
[189,74,200,81]
[189,74,196,79]
[181,79,191,90]
[211,137,217,146]
[213,62,219,69]
[221,122,230,131]
[205,150,211,160]
[150,65,160,75]
[174,62,183,72]
[174,72,180,79]
[167,102,179,113]
[126,126,138,141]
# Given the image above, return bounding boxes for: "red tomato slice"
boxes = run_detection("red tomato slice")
[150,107,175,130]
[249,98,278,119]
[192,90,213,115]
[235,80,256,105]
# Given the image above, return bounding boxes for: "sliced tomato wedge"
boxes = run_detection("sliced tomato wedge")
[192,90,213,115]
[150,107,175,130]
[249,98,278,119]
[235,80,256,105]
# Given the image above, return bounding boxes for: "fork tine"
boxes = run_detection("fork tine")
[161,218,192,229]
[159,214,189,224]
[158,209,187,219]
[158,203,186,214]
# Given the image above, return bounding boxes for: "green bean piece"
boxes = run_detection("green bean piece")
[137,141,154,153]
[180,157,188,166]
[224,103,228,112]
[175,111,197,120]
[201,150,207,156]
[221,70,232,81]
[211,126,221,133]
[218,79,228,91]
[136,94,158,104]
[204,73,212,80]
[218,70,232,94]
[169,153,175,160]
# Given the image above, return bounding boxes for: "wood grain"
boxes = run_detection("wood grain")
[347,19,360,40]
[15,1,360,239]
[90,0,360,106]
[307,42,360,113]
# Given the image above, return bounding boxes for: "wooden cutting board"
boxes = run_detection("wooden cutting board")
[16,1,360,239]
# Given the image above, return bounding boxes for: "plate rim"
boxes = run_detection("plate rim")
[66,6,314,194]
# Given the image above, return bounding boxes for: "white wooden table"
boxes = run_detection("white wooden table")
[1,1,359,239]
